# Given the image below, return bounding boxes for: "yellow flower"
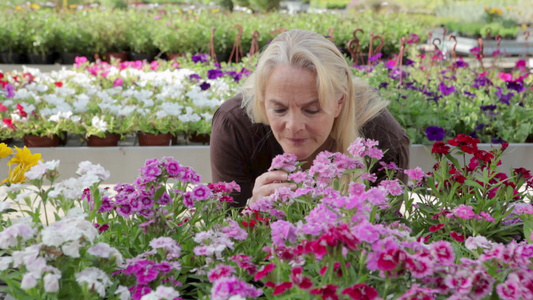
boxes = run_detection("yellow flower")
[211,8,220,13]
[30,3,41,9]
[8,146,42,168]
[2,165,30,184]
[0,143,12,159]
[490,7,497,14]
[69,4,77,8]
[15,5,24,10]
[1,146,42,185]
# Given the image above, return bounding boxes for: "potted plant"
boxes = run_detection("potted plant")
[0,11,26,64]
[21,11,59,64]
[132,108,182,146]
[87,11,130,62]
[55,13,94,64]
[12,111,69,148]
[126,12,158,62]
[81,114,134,147]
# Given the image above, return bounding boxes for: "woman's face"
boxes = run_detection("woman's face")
[264,64,343,161]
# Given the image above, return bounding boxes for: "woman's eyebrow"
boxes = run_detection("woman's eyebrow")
[268,99,320,106]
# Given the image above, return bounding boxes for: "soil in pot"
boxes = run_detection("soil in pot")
[27,53,55,64]
[87,133,121,147]
[130,52,154,62]
[0,52,26,64]
[137,133,173,146]
[101,51,129,63]
[24,135,60,147]
[188,133,210,145]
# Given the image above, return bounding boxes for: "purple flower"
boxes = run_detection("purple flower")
[491,137,507,144]
[463,91,476,98]
[481,104,497,111]
[506,81,525,93]
[404,59,415,67]
[474,123,485,131]
[425,126,446,142]
[439,82,455,96]
[5,84,15,98]
[368,52,382,63]
[189,73,202,82]
[454,59,469,68]
[471,73,493,88]
[207,69,224,80]
[191,53,209,63]
[200,81,211,91]
[495,87,514,105]
[379,82,388,89]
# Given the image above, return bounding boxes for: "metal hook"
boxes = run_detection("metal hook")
[432,38,441,52]
[495,34,502,47]
[525,30,530,41]
[448,35,457,61]
[353,28,364,41]
[228,24,244,64]
[208,26,217,63]
[270,28,287,36]
[477,37,485,69]
[249,30,261,57]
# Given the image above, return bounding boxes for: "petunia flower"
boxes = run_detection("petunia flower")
[425,126,446,142]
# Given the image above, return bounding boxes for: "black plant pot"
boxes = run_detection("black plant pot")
[0,52,26,64]
[61,52,84,65]
[27,53,55,64]
[130,52,154,62]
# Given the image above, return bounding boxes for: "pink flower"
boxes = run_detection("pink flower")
[361,172,377,182]
[349,182,366,196]
[378,179,404,196]
[254,263,275,281]
[210,276,263,300]
[290,267,313,289]
[450,232,466,242]
[453,204,476,219]
[480,211,495,222]
[272,282,293,295]
[341,283,379,300]
[404,167,425,181]
[405,255,434,278]
[191,185,212,201]
[270,220,298,246]
[269,153,298,172]
[113,77,123,87]
[496,280,522,300]
[207,264,236,283]
[377,248,404,271]
[430,241,455,265]
[429,224,444,232]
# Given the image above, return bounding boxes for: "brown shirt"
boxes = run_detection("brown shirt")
[210,94,410,208]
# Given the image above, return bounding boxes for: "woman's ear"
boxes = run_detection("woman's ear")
[334,95,345,117]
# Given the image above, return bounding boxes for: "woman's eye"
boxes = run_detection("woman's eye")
[273,109,286,114]
[306,110,320,114]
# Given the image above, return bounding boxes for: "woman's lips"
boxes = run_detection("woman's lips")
[286,138,307,144]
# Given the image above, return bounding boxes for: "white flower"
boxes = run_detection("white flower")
[0,222,38,249]
[73,94,90,113]
[41,216,98,248]
[75,267,112,297]
[77,161,110,181]
[67,207,87,218]
[12,244,41,268]
[0,257,13,271]
[43,272,61,293]
[21,272,39,289]
[115,285,131,300]
[91,116,108,132]
[141,286,180,300]
[88,242,124,266]
[25,160,59,180]
[62,240,82,258]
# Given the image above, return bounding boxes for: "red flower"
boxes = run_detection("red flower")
[431,142,450,155]
[272,282,293,295]
[310,284,339,299]
[2,118,13,129]
[416,234,431,243]
[290,267,313,289]
[241,219,257,227]
[0,103,7,112]
[450,231,466,242]
[23,72,34,84]
[429,224,444,232]
[342,283,379,300]
[16,103,27,117]
[448,134,480,154]
[254,263,275,281]
[474,150,494,164]
[54,81,63,87]
[377,248,405,271]
[514,167,532,180]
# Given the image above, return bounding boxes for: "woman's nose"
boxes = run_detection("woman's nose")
[286,112,305,133]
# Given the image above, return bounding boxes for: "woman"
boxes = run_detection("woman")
[210,29,410,208]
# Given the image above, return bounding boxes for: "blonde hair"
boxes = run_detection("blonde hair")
[241,29,388,155]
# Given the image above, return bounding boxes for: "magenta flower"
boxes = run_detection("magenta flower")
[430,241,455,265]
[439,81,455,96]
[4,84,15,98]
[208,264,236,283]
[254,263,276,281]
[270,220,298,246]
[453,204,476,219]
[191,53,209,63]
[404,167,425,181]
